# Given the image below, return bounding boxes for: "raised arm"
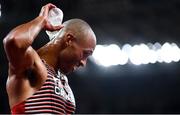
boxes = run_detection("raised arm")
[3,3,62,73]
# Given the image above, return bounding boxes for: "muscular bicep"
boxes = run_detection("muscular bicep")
[5,44,35,73]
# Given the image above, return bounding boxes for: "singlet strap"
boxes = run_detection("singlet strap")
[41,59,57,75]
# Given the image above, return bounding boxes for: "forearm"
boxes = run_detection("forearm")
[4,16,45,50]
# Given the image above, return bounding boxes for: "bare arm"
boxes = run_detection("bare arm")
[3,3,62,73]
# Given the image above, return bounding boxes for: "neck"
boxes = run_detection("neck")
[37,42,60,72]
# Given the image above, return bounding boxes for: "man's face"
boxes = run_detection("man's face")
[58,35,96,74]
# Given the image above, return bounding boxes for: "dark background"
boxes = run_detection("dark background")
[1,0,180,114]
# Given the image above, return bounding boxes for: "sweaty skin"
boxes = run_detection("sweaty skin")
[3,3,96,109]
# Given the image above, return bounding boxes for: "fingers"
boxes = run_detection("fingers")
[39,3,56,17]
[47,3,56,9]
[53,25,64,31]
[39,3,63,31]
[46,25,64,31]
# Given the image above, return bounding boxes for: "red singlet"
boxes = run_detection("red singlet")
[11,60,76,114]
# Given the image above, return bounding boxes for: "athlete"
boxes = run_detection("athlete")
[3,3,96,114]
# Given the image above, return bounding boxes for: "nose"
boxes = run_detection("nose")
[79,59,87,67]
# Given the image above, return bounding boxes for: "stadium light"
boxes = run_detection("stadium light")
[92,42,180,67]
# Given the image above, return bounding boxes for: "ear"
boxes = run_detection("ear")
[65,33,75,46]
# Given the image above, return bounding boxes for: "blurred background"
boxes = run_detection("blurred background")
[1,0,180,114]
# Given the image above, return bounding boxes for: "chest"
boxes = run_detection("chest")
[24,72,76,114]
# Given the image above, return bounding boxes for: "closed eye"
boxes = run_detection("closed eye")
[83,50,92,58]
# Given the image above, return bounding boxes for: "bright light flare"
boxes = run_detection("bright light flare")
[92,44,128,66]
[92,42,180,67]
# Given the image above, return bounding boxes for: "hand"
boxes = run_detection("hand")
[39,3,63,31]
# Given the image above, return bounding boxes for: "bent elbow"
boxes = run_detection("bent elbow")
[3,35,16,48]
[3,34,23,50]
